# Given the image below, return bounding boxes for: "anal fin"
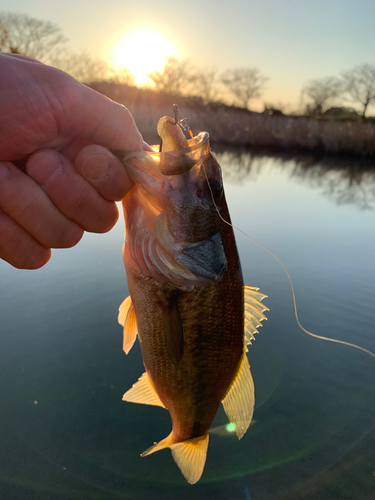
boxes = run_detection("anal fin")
[222,353,255,439]
[118,296,138,354]
[123,372,166,408]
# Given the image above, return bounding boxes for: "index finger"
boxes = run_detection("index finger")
[73,87,144,151]
[75,145,133,201]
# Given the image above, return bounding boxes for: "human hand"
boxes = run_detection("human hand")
[0,53,144,269]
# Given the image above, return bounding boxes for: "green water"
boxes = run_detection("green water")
[0,150,374,499]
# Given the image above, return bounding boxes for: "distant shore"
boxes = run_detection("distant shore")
[89,82,375,156]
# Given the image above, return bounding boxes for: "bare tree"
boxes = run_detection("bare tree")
[193,67,219,104]
[148,56,194,95]
[301,76,343,114]
[341,64,375,118]
[0,19,9,52]
[221,67,268,109]
[0,12,67,62]
[110,67,136,86]
[50,50,111,82]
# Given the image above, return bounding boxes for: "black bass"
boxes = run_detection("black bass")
[117,111,268,483]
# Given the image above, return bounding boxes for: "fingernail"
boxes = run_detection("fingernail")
[81,155,109,180]
[28,152,62,184]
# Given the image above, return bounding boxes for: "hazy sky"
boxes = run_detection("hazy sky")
[2,0,375,111]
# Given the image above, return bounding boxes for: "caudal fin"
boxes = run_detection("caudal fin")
[141,433,209,484]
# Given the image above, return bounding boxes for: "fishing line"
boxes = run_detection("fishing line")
[202,161,375,360]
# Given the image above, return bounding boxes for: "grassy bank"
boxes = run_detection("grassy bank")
[89,82,375,156]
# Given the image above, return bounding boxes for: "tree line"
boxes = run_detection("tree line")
[301,68,375,118]
[1,11,375,118]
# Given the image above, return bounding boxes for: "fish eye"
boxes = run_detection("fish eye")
[207,177,223,200]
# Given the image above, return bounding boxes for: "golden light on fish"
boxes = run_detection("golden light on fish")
[114,29,176,86]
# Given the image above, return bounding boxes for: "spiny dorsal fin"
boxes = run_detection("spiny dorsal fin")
[122,372,166,408]
[141,433,209,485]
[162,294,184,367]
[118,296,138,354]
[222,353,255,439]
[244,285,268,348]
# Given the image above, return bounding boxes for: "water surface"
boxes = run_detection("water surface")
[1,150,374,500]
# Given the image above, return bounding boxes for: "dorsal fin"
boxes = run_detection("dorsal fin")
[122,372,166,408]
[221,286,267,438]
[221,353,255,439]
[244,285,268,349]
[162,294,184,367]
[141,433,209,485]
[118,296,138,354]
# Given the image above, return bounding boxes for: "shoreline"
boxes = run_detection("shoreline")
[88,82,375,157]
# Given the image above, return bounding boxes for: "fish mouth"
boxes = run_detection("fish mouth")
[175,233,227,283]
[159,132,211,176]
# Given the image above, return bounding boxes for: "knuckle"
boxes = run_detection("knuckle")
[0,162,11,182]
[39,220,83,249]
[26,151,63,187]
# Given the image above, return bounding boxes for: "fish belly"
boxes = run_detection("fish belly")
[125,246,244,442]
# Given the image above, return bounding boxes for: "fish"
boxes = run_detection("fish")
[116,109,268,484]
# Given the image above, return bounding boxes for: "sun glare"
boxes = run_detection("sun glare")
[114,29,177,86]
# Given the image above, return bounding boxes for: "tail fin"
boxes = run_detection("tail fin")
[141,433,209,484]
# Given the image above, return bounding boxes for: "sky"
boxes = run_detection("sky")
[1,0,375,111]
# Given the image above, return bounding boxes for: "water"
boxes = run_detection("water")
[0,150,374,500]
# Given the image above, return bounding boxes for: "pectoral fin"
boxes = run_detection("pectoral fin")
[222,353,255,439]
[118,296,138,354]
[162,294,184,367]
[122,372,166,408]
[142,433,209,485]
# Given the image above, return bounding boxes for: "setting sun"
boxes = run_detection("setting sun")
[114,29,177,86]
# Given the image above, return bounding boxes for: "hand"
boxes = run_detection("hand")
[0,53,144,269]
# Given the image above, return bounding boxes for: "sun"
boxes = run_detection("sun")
[114,29,177,86]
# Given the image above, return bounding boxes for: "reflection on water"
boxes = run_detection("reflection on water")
[217,148,375,210]
[0,149,374,499]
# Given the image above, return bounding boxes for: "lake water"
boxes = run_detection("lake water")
[0,149,374,500]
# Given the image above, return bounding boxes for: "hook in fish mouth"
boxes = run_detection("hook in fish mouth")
[167,104,194,142]
[159,131,211,176]
[111,132,211,177]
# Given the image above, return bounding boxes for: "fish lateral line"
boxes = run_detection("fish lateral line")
[201,162,375,360]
